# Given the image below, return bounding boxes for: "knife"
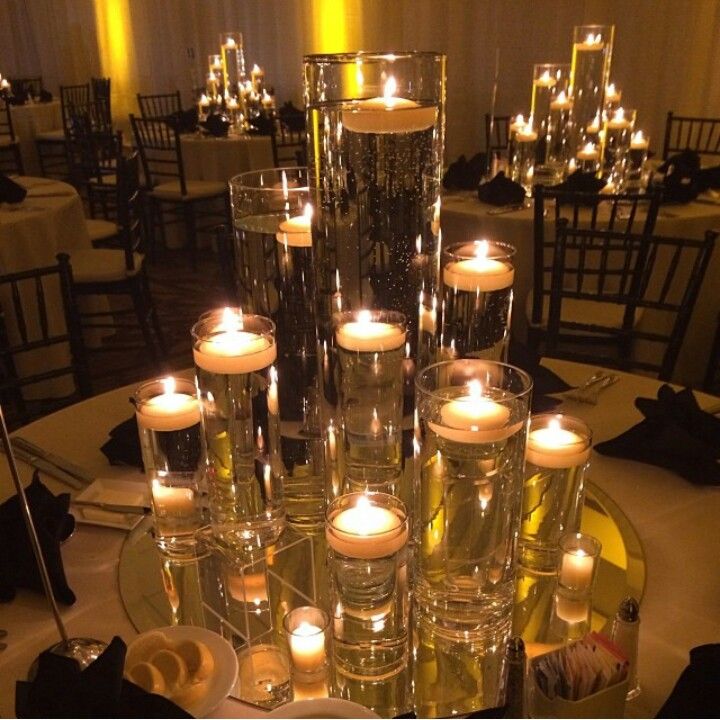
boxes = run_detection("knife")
[12,437,95,484]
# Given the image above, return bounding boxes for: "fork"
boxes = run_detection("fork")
[564,372,619,404]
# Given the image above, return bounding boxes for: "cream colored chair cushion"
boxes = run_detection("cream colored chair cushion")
[150,180,226,201]
[85,218,119,242]
[35,129,65,142]
[70,249,143,283]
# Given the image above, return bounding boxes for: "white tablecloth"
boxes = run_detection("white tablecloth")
[8,101,63,176]
[180,134,274,183]
[0,177,97,398]
[1,360,718,718]
[441,193,720,386]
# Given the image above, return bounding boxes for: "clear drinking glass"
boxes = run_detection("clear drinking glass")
[192,309,283,548]
[304,51,445,487]
[439,240,515,362]
[569,25,615,146]
[329,310,407,504]
[230,168,325,530]
[415,360,532,711]
[326,491,410,717]
[134,377,204,556]
[519,414,592,571]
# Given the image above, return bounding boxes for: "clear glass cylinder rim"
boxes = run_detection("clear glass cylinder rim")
[230,166,309,193]
[303,50,445,64]
[416,359,533,404]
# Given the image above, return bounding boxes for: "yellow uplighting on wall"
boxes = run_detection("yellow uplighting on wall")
[93,0,136,117]
[310,0,363,53]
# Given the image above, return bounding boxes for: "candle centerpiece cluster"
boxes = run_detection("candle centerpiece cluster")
[508,24,651,192]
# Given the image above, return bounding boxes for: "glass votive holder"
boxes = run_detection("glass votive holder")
[625,130,650,192]
[520,414,592,571]
[283,606,331,682]
[332,309,407,500]
[236,642,292,709]
[509,122,537,195]
[440,239,515,362]
[557,532,602,596]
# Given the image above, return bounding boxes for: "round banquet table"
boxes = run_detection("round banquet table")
[1,358,719,718]
[180,133,275,184]
[0,176,101,399]
[441,192,720,388]
[8,101,63,176]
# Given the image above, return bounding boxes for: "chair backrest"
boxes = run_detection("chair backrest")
[60,83,91,130]
[662,111,720,160]
[271,112,307,167]
[485,114,510,154]
[10,77,43,98]
[531,185,662,326]
[545,222,716,380]
[0,255,91,419]
[115,150,144,271]
[0,98,15,142]
[129,114,185,192]
[137,91,182,119]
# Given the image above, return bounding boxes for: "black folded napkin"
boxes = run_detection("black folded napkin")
[507,341,573,413]
[16,635,192,718]
[552,169,606,195]
[0,172,28,204]
[101,416,143,470]
[0,471,76,604]
[654,150,702,204]
[477,171,526,206]
[442,152,487,191]
[656,644,720,718]
[165,107,199,134]
[595,384,720,485]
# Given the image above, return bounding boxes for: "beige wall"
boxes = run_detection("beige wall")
[2,0,719,160]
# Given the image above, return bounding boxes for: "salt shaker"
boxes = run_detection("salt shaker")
[611,596,641,700]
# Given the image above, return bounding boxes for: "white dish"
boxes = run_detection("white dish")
[127,625,239,718]
[268,698,381,718]
[72,477,149,530]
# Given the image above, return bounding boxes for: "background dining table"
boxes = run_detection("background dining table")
[0,359,718,718]
[441,192,720,387]
[0,176,103,399]
[8,100,63,176]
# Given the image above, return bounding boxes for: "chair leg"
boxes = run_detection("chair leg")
[183,203,198,270]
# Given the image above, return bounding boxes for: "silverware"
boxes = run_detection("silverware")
[487,203,525,215]
[3,444,86,490]
[12,437,94,484]
[72,499,149,515]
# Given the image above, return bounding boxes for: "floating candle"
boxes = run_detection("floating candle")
[341,75,437,134]
[443,240,515,292]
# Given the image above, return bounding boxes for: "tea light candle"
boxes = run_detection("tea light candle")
[288,621,326,673]
[559,548,595,592]
[630,130,649,150]
[341,75,437,134]
[276,203,312,247]
[576,32,604,50]
[576,142,599,162]
[327,494,407,559]
[152,479,195,516]
[443,240,514,292]
[430,380,518,444]
[525,417,591,468]
[136,377,201,431]
[534,70,556,88]
[515,124,538,143]
[335,310,406,352]
[607,108,631,130]
[193,308,277,374]
[550,91,573,112]
[605,83,621,104]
